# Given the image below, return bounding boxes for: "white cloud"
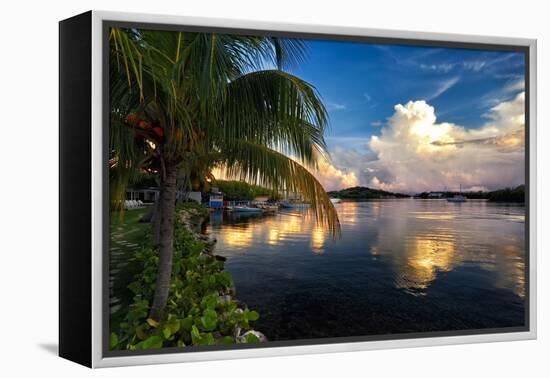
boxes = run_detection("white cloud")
[420,63,455,73]
[503,78,525,94]
[419,60,488,74]
[480,76,525,109]
[214,92,525,194]
[426,76,460,100]
[462,60,487,72]
[363,92,372,102]
[310,158,359,191]
[326,102,347,111]
[418,53,519,75]
[363,92,525,192]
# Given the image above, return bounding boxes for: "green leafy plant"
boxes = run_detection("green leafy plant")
[110,205,262,350]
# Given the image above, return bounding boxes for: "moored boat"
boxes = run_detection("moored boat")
[447,185,467,203]
[447,195,466,203]
[280,202,311,209]
[227,205,263,213]
[257,204,279,212]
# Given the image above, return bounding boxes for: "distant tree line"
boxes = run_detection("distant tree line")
[327,186,410,200]
[214,180,281,201]
[486,185,525,202]
[415,185,525,203]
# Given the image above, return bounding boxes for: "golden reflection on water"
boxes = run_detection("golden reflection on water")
[214,201,525,298]
[219,212,315,250]
[219,225,253,248]
[280,215,303,236]
[340,201,359,224]
[496,244,525,298]
[368,201,382,221]
[267,228,280,246]
[369,202,525,297]
[411,212,456,221]
[310,226,326,254]
[395,233,457,292]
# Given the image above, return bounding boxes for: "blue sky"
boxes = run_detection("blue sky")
[285,39,526,192]
[291,40,525,150]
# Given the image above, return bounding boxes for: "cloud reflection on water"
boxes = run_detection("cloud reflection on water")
[210,200,525,298]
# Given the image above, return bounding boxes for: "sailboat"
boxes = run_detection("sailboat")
[447,185,467,203]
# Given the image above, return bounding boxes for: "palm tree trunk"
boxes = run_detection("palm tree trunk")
[151,193,163,246]
[140,196,161,246]
[149,161,178,320]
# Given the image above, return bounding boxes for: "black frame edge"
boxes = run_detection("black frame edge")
[59,10,93,368]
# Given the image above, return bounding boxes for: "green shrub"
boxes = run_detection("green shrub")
[111,206,260,350]
[214,180,280,201]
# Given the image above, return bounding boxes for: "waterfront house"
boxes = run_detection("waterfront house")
[209,187,224,209]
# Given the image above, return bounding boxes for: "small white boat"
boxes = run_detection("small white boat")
[257,204,279,213]
[447,185,467,203]
[447,195,466,203]
[330,198,342,204]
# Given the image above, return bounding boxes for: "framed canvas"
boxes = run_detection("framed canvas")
[59,10,537,368]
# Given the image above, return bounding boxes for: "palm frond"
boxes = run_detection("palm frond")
[221,69,328,168]
[266,37,307,69]
[222,140,340,238]
[108,27,340,235]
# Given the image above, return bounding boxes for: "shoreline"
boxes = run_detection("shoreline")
[109,203,266,351]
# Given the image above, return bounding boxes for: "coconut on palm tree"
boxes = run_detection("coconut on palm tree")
[109,28,340,320]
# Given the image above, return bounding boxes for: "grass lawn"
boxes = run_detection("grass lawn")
[109,207,152,334]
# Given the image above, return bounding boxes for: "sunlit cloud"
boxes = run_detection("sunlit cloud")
[212,150,359,193]
[310,158,359,191]
[214,91,524,194]
[362,91,525,192]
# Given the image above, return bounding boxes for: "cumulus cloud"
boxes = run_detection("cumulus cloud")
[362,92,525,192]
[214,92,525,194]
[310,158,359,191]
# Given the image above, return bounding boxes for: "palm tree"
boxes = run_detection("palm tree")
[109,28,340,320]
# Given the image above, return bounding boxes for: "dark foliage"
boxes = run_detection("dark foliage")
[328,186,410,200]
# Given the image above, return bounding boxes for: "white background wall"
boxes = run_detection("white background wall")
[0,0,547,376]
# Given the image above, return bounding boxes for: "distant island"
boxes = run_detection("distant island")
[328,185,525,203]
[328,186,411,200]
[415,185,525,203]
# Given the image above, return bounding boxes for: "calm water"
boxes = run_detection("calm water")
[206,200,526,341]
